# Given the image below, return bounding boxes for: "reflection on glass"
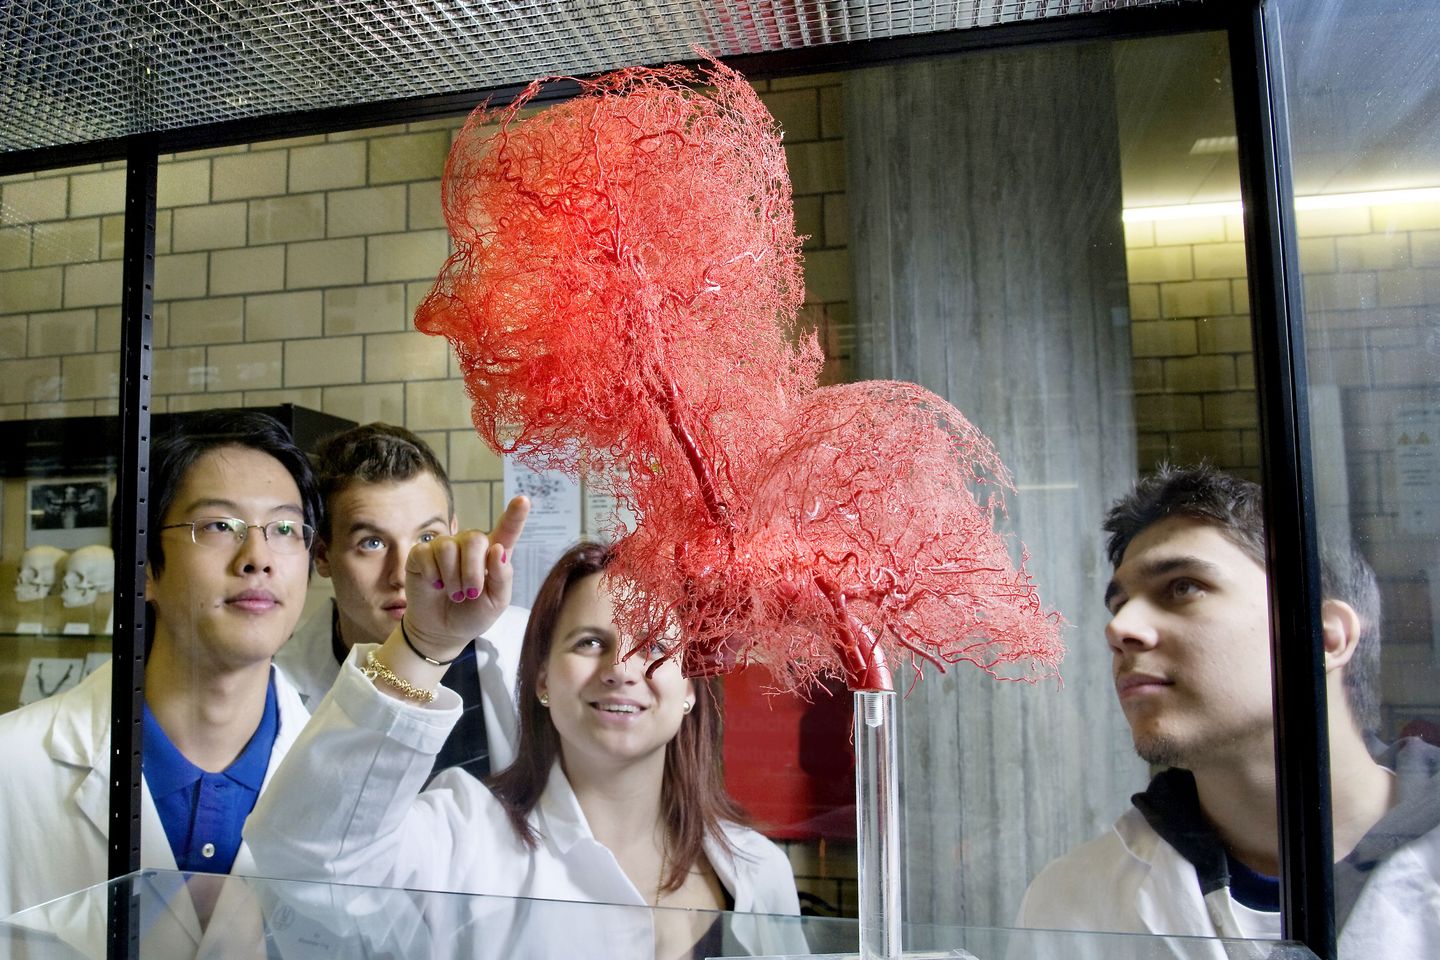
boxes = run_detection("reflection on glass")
[1280,0,1440,956]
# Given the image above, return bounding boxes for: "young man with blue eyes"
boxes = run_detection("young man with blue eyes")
[274,423,527,779]
[1016,464,1439,957]
[0,410,320,918]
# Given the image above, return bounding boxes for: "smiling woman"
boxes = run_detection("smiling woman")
[245,540,802,960]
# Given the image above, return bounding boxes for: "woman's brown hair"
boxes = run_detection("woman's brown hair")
[487,540,751,892]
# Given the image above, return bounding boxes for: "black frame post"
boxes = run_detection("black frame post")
[1229,1,1335,957]
[107,132,156,960]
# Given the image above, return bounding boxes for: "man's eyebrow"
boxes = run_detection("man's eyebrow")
[344,514,448,536]
[181,497,303,517]
[1104,555,1224,609]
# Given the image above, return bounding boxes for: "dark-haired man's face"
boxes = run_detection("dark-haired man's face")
[1103,516,1275,769]
[315,472,455,650]
[147,446,311,672]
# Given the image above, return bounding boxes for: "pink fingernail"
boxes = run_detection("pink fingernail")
[451,590,465,602]
[501,548,508,564]
[433,579,445,590]
[466,587,480,599]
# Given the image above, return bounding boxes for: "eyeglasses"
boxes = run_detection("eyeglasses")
[160,517,315,554]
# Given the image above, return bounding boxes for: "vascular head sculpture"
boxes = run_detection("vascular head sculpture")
[417,54,1062,693]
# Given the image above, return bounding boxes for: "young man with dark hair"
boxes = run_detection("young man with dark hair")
[1017,464,1439,957]
[274,422,527,779]
[0,410,320,917]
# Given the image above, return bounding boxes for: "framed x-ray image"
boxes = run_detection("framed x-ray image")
[25,478,111,551]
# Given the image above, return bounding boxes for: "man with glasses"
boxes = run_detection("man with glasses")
[1016,464,1439,958]
[0,410,320,917]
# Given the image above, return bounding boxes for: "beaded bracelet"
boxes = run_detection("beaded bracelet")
[359,650,437,704]
[401,617,458,667]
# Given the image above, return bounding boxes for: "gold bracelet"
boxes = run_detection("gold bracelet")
[359,650,437,704]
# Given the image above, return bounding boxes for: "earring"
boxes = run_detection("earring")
[682,700,693,715]
[538,692,549,706]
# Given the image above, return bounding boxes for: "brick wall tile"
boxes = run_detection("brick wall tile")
[1310,348,1371,386]
[1122,221,1155,249]
[95,306,120,352]
[1,266,64,312]
[285,336,363,386]
[795,196,822,250]
[155,252,209,301]
[28,309,95,356]
[1153,216,1226,246]
[1126,246,1192,283]
[1168,429,1244,467]
[0,225,29,269]
[168,391,244,413]
[1135,393,1203,432]
[1371,345,1440,387]
[1335,233,1412,272]
[287,237,365,289]
[1296,206,1371,237]
[211,246,286,296]
[0,315,25,357]
[63,261,121,308]
[1203,391,1259,429]
[1195,315,1252,354]
[68,170,126,217]
[289,142,368,192]
[1192,242,1247,279]
[322,382,404,425]
[366,231,449,283]
[4,177,68,222]
[0,404,25,421]
[1304,271,1380,310]
[1377,267,1440,308]
[370,131,448,185]
[449,482,493,531]
[265,135,326,150]
[819,84,844,140]
[173,202,248,252]
[153,347,209,395]
[1132,358,1164,393]
[1236,354,1254,389]
[1225,215,1246,242]
[822,194,849,249]
[27,400,95,418]
[1165,355,1236,392]
[33,219,100,266]
[448,430,502,483]
[1132,319,1197,357]
[157,159,212,208]
[406,378,472,430]
[247,290,323,341]
[170,297,245,346]
[59,350,119,399]
[1231,279,1249,315]
[0,357,60,403]
[325,283,407,335]
[1129,284,1160,321]
[212,151,288,201]
[330,185,407,238]
[1410,230,1440,267]
[249,194,326,245]
[364,330,448,381]
[760,89,819,141]
[208,341,283,392]
[787,140,845,195]
[1160,280,1231,318]
[408,181,444,231]
[802,247,851,303]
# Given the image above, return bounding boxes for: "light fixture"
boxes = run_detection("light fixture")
[1122,185,1440,224]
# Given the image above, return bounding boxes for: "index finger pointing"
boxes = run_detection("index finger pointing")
[489,496,530,555]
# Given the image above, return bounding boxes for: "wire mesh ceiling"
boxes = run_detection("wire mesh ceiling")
[2,0,1191,155]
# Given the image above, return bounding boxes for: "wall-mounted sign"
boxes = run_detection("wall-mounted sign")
[1395,405,1440,535]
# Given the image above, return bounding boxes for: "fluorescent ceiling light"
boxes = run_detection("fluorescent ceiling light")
[1189,136,1237,154]
[1122,185,1440,223]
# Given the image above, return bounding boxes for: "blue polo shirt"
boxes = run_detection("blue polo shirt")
[142,671,279,874]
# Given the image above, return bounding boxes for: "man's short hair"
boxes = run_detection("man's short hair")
[140,410,322,575]
[1103,462,1382,733]
[312,423,454,541]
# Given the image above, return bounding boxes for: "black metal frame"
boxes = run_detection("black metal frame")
[3,1,1337,957]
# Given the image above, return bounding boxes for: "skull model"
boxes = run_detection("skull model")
[15,545,69,603]
[62,544,115,608]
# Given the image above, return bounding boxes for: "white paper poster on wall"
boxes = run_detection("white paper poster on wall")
[1395,405,1440,535]
[503,457,581,609]
[583,482,638,542]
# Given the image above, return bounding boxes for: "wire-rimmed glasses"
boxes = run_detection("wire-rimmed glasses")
[160,517,315,554]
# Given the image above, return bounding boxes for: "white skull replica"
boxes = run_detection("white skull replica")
[15,545,69,603]
[62,544,115,608]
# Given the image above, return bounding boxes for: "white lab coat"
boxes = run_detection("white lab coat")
[246,645,804,957]
[274,602,527,773]
[0,660,310,923]
[1015,782,1440,960]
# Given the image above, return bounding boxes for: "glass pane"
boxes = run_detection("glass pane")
[0,162,123,918]
[1279,0,1440,956]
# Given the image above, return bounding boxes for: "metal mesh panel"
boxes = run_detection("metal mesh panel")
[1,1,1192,154]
